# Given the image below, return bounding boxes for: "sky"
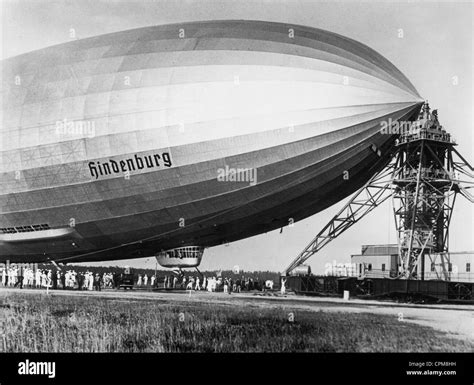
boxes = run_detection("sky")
[1,0,472,273]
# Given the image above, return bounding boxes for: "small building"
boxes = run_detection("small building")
[351,245,474,282]
[426,251,473,282]
[351,244,398,278]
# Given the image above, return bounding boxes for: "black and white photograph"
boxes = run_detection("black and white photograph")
[0,1,473,384]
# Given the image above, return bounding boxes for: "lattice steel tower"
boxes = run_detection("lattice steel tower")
[392,103,463,279]
[284,103,473,279]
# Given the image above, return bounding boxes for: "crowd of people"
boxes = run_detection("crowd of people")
[1,266,277,293]
[1,266,116,291]
[153,274,274,293]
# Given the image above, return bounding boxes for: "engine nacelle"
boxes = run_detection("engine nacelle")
[155,246,204,268]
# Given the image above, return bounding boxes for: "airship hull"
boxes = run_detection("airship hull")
[0,20,423,263]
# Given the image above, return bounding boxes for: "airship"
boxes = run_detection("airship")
[0,20,423,268]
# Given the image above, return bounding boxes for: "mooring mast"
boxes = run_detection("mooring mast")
[284,103,473,279]
[393,103,459,279]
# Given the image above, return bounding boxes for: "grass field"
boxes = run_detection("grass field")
[1,291,472,352]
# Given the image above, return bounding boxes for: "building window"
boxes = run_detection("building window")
[368,264,372,271]
[448,263,452,272]
[381,264,385,272]
[467,263,471,273]
[431,262,435,272]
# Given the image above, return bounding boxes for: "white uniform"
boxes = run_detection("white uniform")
[88,273,94,290]
[35,270,41,288]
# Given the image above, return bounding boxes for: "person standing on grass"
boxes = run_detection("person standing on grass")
[10,267,17,287]
[47,270,53,288]
[59,271,65,289]
[88,272,94,291]
[77,272,83,290]
[34,269,40,288]
[41,270,47,288]
[195,277,200,291]
[23,269,29,288]
[94,273,100,291]
[66,270,71,288]
[51,270,57,290]
[14,265,23,289]
[28,268,33,288]
[281,277,287,295]
[143,274,148,286]
[113,272,120,289]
